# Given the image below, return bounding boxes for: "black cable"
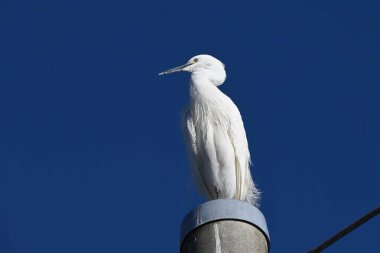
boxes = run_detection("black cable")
[308,205,380,253]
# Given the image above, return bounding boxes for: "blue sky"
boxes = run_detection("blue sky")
[0,0,379,252]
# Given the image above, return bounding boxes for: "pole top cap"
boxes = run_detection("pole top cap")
[180,199,270,247]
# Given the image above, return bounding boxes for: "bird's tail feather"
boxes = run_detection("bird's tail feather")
[245,164,260,207]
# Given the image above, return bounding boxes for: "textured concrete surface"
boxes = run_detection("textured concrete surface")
[181,220,268,253]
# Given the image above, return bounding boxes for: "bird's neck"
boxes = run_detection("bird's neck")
[189,75,220,103]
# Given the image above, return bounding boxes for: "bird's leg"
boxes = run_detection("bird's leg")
[215,186,219,199]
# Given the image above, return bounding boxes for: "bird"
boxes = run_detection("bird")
[159,54,259,206]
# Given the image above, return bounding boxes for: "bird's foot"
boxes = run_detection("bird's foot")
[214,186,219,199]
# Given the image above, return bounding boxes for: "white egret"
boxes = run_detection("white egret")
[159,55,259,206]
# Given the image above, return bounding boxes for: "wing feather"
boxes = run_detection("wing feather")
[225,99,260,205]
[181,109,212,197]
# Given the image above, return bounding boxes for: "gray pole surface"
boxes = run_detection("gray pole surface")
[180,199,270,253]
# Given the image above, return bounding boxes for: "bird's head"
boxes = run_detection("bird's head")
[159,54,226,86]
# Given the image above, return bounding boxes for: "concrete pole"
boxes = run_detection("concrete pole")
[180,199,270,253]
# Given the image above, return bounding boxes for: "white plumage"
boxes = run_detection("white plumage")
[159,54,259,206]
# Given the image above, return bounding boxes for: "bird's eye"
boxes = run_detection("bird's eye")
[193,58,198,63]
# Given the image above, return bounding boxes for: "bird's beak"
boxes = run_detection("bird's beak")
[158,62,193,75]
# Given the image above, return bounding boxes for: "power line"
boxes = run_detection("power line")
[308,205,380,253]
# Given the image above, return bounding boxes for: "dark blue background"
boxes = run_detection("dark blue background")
[0,0,379,252]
